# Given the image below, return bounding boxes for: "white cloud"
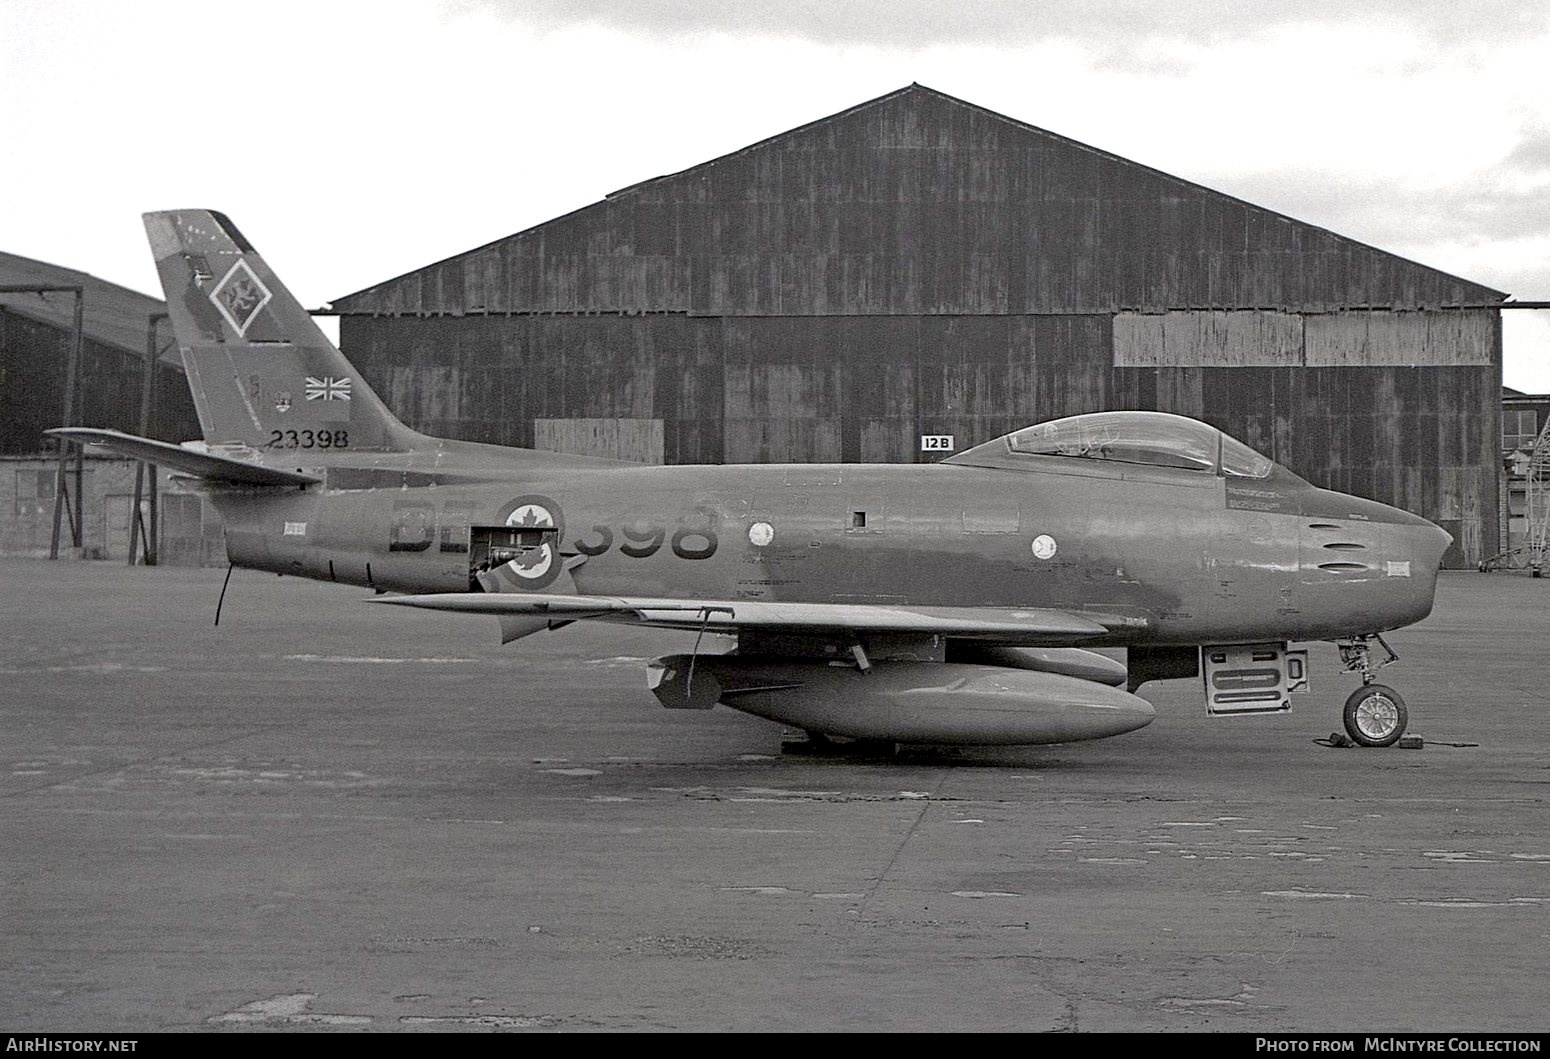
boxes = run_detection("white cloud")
[450,0,1550,49]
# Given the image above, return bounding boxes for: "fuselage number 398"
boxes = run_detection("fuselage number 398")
[575,511,719,561]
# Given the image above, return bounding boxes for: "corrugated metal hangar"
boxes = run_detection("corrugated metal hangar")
[331,84,1505,568]
[0,252,196,454]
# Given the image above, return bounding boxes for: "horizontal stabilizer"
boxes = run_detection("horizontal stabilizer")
[46,428,320,487]
[374,592,1109,642]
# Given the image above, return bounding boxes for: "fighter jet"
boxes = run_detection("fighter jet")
[51,210,1453,751]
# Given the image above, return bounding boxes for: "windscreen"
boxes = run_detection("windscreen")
[1220,434,1274,478]
[1007,412,1218,471]
[1005,411,1273,478]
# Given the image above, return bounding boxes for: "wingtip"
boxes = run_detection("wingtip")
[45,426,113,442]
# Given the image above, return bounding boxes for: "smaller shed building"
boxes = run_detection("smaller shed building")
[0,252,212,562]
[1502,387,1550,560]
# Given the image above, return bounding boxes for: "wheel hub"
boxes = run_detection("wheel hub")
[1354,693,1400,740]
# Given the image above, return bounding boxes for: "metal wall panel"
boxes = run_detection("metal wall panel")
[1114,311,1304,367]
[1305,310,1495,367]
[533,418,664,464]
[1114,310,1496,370]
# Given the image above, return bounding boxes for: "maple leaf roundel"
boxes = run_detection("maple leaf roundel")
[488,494,565,591]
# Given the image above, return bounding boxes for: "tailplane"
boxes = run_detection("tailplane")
[144,210,418,452]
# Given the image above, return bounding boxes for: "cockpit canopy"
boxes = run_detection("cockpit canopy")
[950,411,1275,478]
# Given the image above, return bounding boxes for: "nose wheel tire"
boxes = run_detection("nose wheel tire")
[1342,684,1408,747]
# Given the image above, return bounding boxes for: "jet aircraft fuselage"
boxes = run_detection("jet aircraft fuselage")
[219,435,1448,648]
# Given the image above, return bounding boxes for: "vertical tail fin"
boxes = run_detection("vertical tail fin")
[144,210,418,452]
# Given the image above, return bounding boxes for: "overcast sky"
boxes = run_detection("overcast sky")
[5,0,1548,390]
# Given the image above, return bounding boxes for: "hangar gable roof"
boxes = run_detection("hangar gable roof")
[0,251,176,364]
[331,84,1507,317]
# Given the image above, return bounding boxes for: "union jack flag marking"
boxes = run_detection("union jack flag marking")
[305,376,352,401]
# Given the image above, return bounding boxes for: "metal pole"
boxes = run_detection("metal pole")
[0,285,87,560]
[129,313,166,565]
[46,288,83,559]
[148,314,166,564]
[130,316,150,565]
[129,466,145,565]
[71,292,84,548]
[147,424,159,565]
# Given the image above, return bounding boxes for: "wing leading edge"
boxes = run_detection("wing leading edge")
[373,591,1109,643]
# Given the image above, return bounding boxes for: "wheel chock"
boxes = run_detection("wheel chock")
[1318,732,1426,749]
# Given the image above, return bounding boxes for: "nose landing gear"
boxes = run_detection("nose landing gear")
[1336,635,1408,747]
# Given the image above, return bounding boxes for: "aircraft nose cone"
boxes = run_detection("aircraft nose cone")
[1418,520,1454,569]
[1432,522,1453,555]
[1364,496,1453,570]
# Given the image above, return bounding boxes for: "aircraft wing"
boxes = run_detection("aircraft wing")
[374,591,1109,643]
[46,428,321,487]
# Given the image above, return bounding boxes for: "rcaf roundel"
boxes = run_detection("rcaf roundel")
[490,495,565,591]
